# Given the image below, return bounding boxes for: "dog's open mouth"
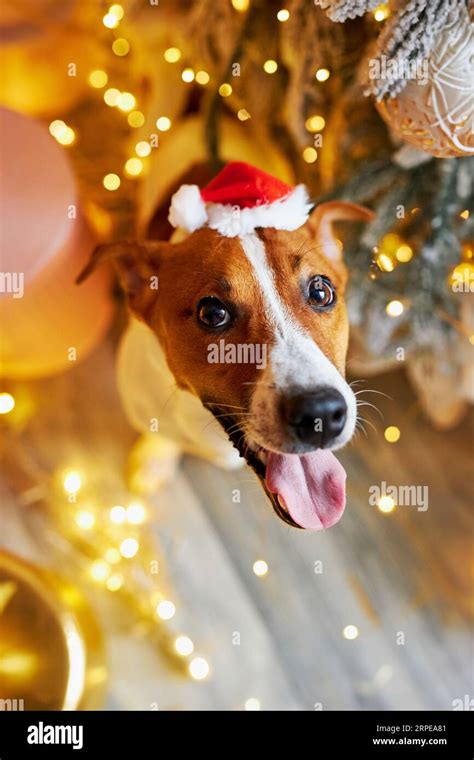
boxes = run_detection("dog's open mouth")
[206,405,347,531]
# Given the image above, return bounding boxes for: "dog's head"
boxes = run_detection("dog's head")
[80,199,373,530]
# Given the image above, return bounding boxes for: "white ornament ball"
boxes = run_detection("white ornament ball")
[376,12,474,158]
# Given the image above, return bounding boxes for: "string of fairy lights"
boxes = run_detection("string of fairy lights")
[47,3,392,168]
[6,2,216,689]
[56,466,211,682]
[0,408,211,682]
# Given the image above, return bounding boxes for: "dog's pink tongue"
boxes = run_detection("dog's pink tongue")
[266,450,346,530]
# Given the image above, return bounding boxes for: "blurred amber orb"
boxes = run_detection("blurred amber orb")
[0,549,105,710]
[0,108,114,379]
[0,1,104,118]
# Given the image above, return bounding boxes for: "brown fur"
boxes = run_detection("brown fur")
[78,203,373,413]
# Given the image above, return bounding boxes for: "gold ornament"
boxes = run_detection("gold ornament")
[0,550,106,710]
[376,12,474,158]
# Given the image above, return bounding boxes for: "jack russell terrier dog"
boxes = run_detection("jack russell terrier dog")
[79,162,373,530]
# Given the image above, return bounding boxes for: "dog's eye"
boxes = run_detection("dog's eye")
[197,296,232,328]
[308,276,336,310]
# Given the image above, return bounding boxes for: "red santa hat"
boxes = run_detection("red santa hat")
[168,161,313,238]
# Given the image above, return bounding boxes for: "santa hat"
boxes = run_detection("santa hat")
[168,161,313,238]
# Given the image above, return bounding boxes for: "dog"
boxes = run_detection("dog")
[79,162,373,530]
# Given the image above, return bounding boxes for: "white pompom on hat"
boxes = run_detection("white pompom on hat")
[168,161,313,237]
[167,184,208,233]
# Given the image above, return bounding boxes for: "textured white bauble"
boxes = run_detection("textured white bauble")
[376,11,474,158]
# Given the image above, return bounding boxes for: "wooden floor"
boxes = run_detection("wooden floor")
[1,329,472,711]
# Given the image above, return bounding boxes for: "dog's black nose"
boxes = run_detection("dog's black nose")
[282,389,347,447]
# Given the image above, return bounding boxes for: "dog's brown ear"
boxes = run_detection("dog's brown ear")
[307,201,374,262]
[76,240,163,283]
[76,240,166,319]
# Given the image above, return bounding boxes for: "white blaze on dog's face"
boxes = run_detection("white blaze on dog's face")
[83,201,372,530]
[239,228,356,454]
